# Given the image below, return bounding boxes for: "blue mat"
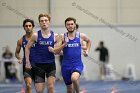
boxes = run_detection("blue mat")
[0,80,140,93]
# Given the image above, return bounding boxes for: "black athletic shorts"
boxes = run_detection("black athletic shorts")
[23,64,35,80]
[32,62,56,83]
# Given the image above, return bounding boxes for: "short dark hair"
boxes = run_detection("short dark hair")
[65,17,76,25]
[23,19,35,27]
[76,24,79,29]
[100,41,104,46]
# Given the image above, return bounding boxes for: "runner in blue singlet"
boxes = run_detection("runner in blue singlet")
[15,19,35,93]
[49,17,92,93]
[25,13,59,93]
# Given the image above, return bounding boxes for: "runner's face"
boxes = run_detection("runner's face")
[65,20,76,33]
[24,22,33,34]
[39,17,50,30]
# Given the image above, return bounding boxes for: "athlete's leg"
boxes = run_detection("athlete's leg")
[45,62,56,93]
[23,65,34,93]
[62,66,73,93]
[66,84,73,93]
[71,72,80,93]
[71,63,83,93]
[47,76,55,93]
[34,64,45,93]
[24,77,32,93]
[34,82,45,93]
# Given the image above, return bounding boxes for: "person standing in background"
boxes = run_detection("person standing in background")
[2,46,14,82]
[95,41,109,80]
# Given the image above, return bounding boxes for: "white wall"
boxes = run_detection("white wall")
[1,0,140,26]
[0,25,140,81]
[0,0,49,26]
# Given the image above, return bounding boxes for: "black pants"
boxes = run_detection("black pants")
[4,62,12,79]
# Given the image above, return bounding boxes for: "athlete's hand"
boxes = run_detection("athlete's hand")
[18,59,22,64]
[25,62,32,70]
[64,36,69,43]
[48,46,54,53]
[83,50,88,57]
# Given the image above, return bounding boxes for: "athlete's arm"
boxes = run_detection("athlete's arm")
[49,34,67,54]
[54,33,61,49]
[25,32,37,69]
[81,41,87,50]
[15,38,22,64]
[80,33,92,57]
